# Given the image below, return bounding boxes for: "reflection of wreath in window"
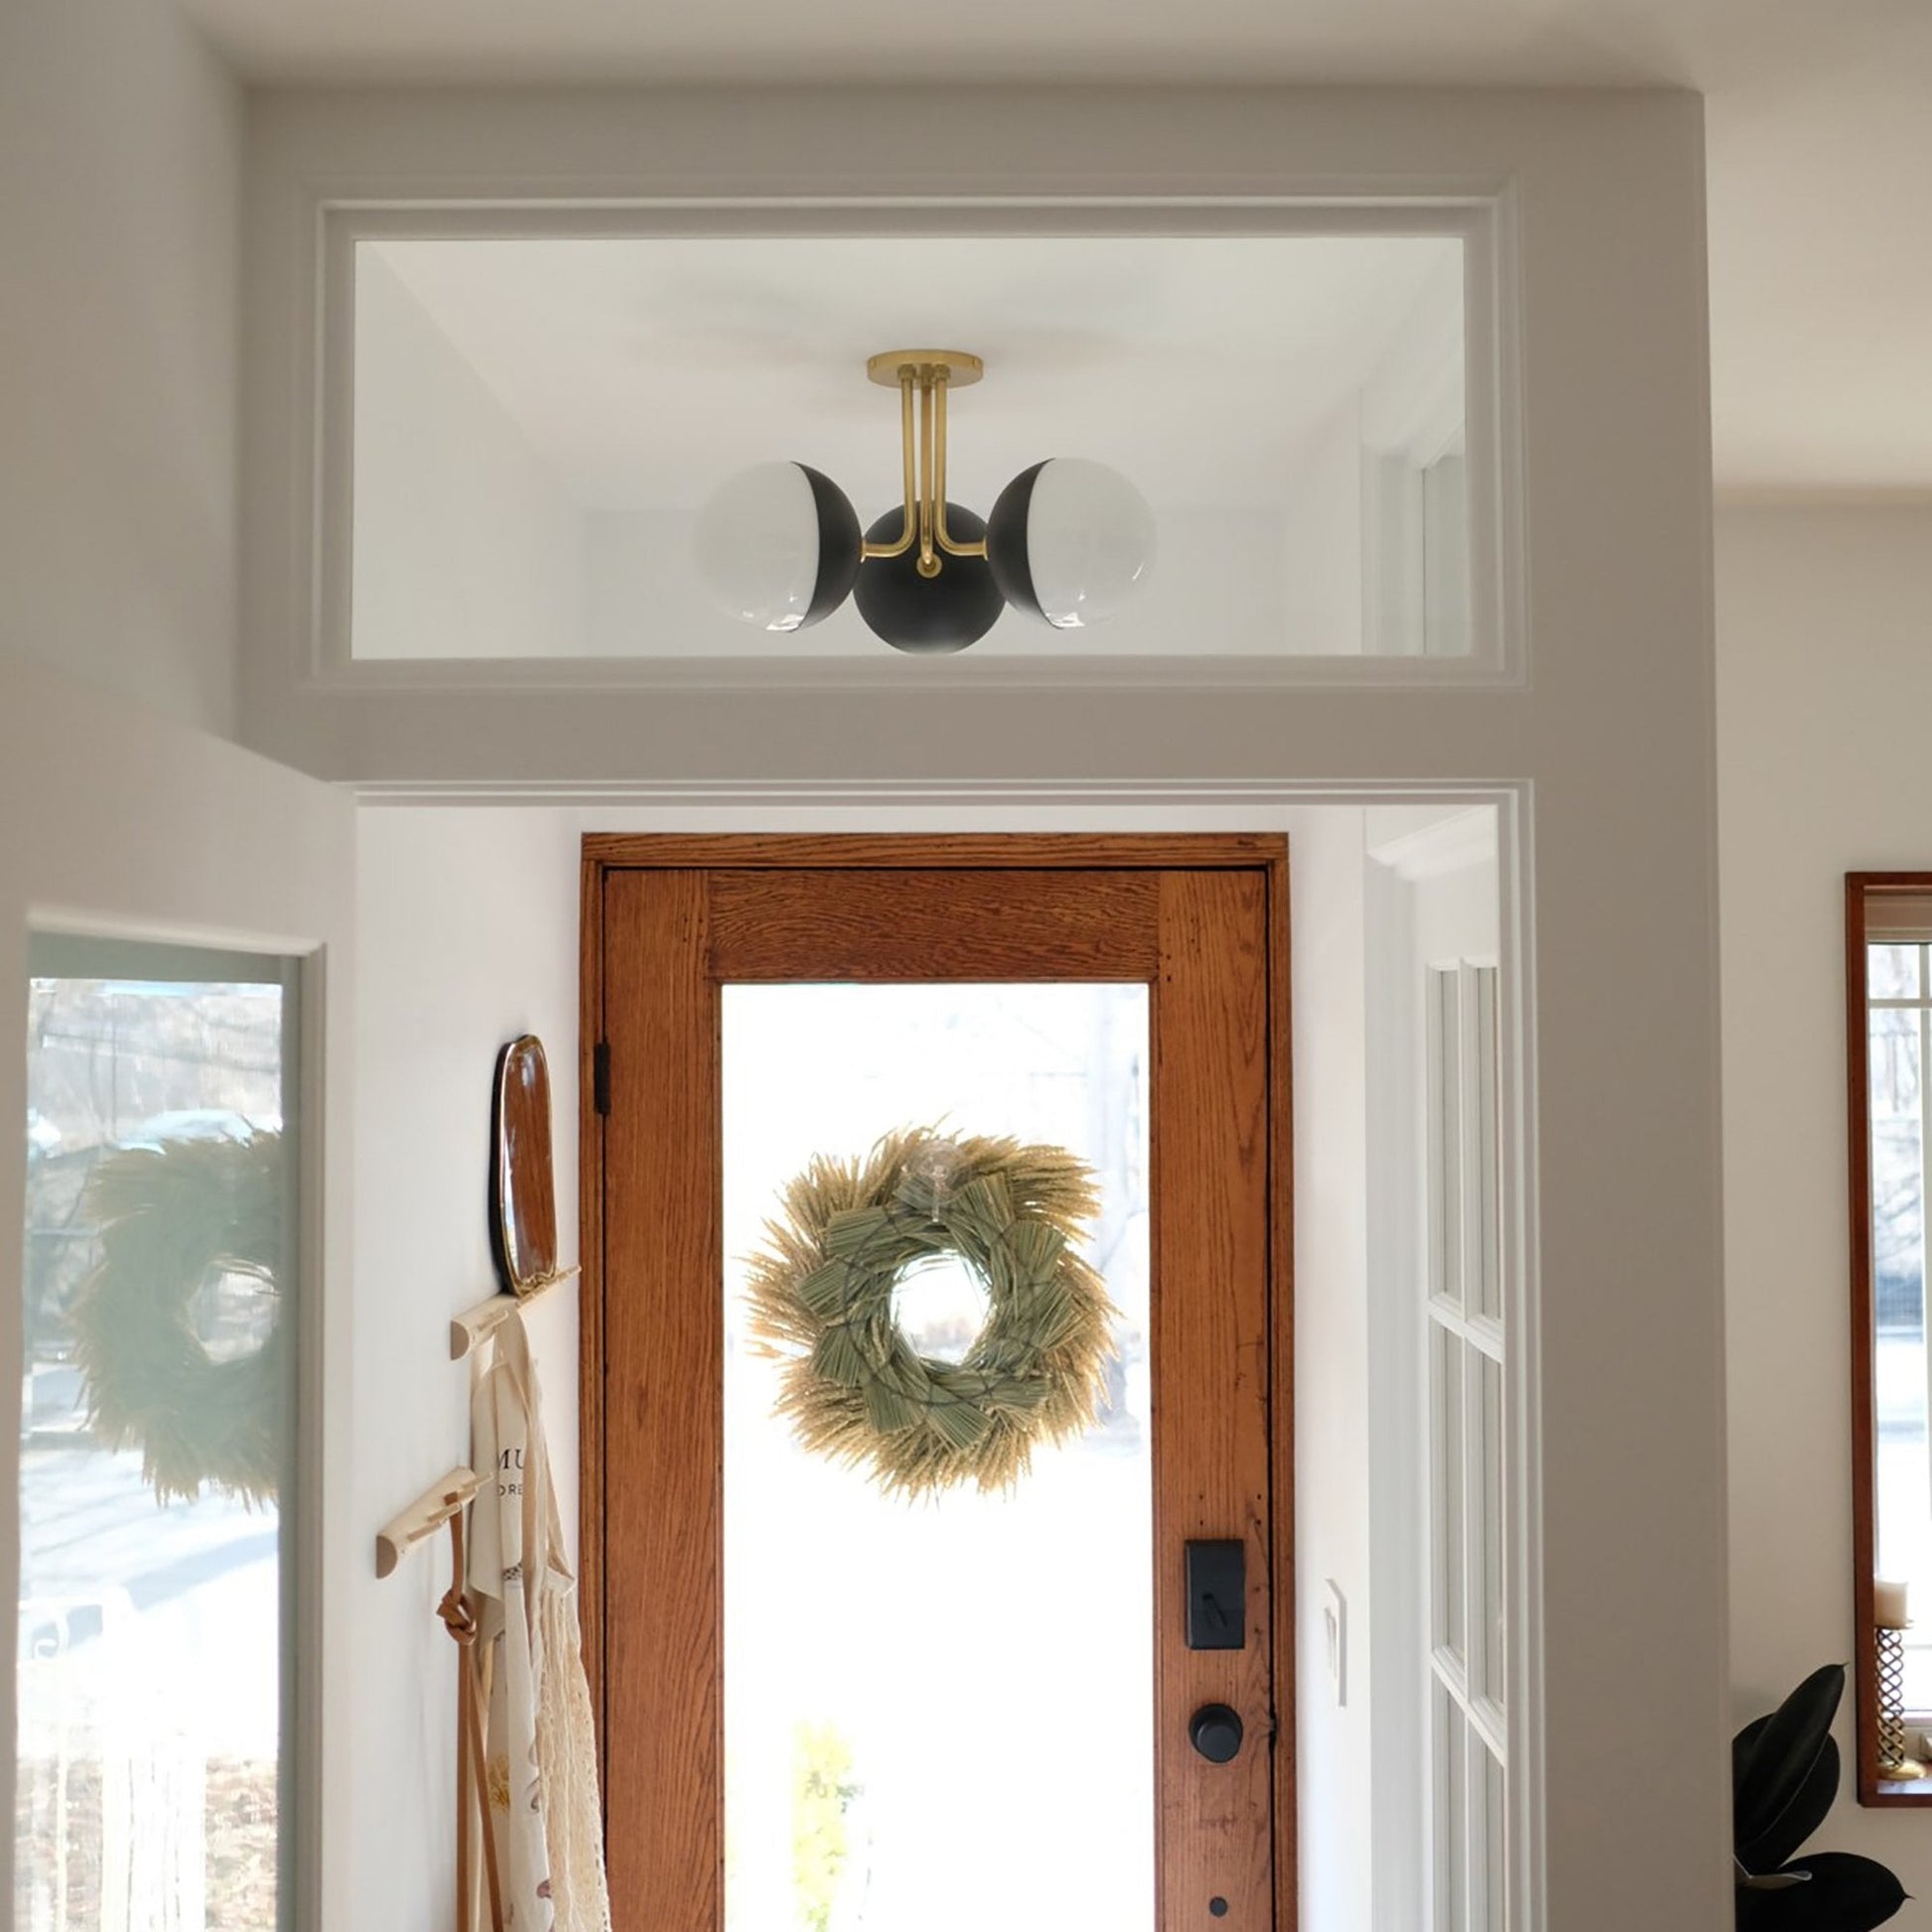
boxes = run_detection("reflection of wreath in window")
[69,1134,284,1505]
[746,1127,1118,1499]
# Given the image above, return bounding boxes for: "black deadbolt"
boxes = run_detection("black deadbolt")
[1184,1539,1246,1650]
[1189,1703,1244,1764]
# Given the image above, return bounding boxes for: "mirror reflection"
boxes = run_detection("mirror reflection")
[1850,876,1932,1799]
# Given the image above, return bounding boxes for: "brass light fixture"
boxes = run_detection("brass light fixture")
[693,349,1156,653]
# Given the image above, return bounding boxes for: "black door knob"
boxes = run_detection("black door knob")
[1189,1703,1244,1763]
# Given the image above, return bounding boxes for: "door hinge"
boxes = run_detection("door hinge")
[593,1039,612,1116]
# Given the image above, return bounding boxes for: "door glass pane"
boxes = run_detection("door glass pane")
[1480,1742,1506,1932]
[18,938,295,1932]
[1434,1685,1468,1932]
[1428,970,1463,1310]
[1433,1325,1466,1668]
[1472,967,1502,1325]
[1478,1352,1506,1710]
[723,983,1152,1932]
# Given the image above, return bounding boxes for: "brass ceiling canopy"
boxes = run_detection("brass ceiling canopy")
[865,348,984,389]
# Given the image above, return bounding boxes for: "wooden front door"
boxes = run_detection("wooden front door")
[581,835,1293,1931]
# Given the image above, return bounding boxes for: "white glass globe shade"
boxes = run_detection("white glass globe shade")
[693,462,823,632]
[1024,458,1157,629]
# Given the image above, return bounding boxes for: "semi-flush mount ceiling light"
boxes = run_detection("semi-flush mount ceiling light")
[694,350,1156,653]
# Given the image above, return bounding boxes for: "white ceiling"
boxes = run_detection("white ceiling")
[178,0,1932,497]
[365,236,1459,514]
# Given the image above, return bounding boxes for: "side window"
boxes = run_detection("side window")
[18,936,299,1932]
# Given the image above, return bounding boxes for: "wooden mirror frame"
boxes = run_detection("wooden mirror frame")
[1847,873,1932,1803]
[492,1033,563,1296]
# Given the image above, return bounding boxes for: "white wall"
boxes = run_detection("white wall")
[1721,504,1932,1891]
[0,0,242,735]
[349,805,583,1930]
[1276,402,1365,658]
[353,251,587,660]
[256,79,1727,1931]
[1290,806,1374,1928]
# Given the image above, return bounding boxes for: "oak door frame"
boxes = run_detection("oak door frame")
[578,832,1296,1923]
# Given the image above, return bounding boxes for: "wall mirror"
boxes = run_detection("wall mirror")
[492,1034,563,1296]
[1848,874,1932,1801]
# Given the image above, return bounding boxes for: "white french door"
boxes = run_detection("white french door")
[1425,960,1506,1932]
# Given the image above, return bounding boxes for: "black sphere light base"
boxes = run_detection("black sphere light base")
[854,503,1005,653]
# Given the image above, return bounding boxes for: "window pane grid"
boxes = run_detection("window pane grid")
[1429,1298,1504,1367]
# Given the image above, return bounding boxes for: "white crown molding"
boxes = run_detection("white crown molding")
[1366,802,1501,882]
[345,772,1523,806]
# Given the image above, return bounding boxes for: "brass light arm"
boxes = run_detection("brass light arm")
[932,370,989,561]
[860,367,920,561]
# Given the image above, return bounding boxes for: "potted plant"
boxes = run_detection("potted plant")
[1735,1664,1908,1928]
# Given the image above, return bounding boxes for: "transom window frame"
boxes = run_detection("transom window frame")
[288,195,1521,699]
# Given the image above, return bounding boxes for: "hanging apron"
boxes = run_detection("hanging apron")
[466,1311,612,1932]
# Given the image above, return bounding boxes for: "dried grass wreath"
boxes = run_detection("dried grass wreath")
[69,1133,285,1506]
[745,1126,1119,1498]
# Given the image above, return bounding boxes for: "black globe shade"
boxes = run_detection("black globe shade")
[854,503,1005,653]
[986,461,1047,618]
[797,464,863,624]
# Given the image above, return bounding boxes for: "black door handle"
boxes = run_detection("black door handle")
[1189,1703,1244,1764]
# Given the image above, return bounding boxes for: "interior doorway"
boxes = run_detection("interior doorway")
[579,834,1296,1931]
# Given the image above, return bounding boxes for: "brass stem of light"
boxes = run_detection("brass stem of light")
[860,351,990,575]
[917,375,937,576]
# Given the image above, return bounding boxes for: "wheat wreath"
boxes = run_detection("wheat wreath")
[745,1125,1119,1498]
[68,1132,284,1506]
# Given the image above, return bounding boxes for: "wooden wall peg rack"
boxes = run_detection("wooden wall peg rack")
[374,1465,482,1580]
[448,1266,580,1362]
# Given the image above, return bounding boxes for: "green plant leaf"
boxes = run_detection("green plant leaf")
[1738,1735,1841,1875]
[1734,1666,1846,1855]
[1736,1853,1908,1930]
[1733,1714,1771,1790]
